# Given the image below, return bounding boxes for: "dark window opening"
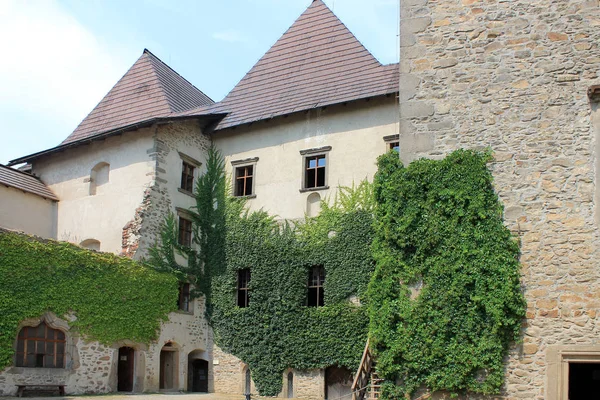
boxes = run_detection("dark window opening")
[235,165,254,197]
[389,141,400,152]
[237,269,251,308]
[307,265,325,307]
[178,282,190,312]
[181,161,195,193]
[178,216,192,247]
[15,322,65,368]
[569,362,600,399]
[305,155,326,189]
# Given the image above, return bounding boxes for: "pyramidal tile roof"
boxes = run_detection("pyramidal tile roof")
[61,49,214,145]
[177,0,399,130]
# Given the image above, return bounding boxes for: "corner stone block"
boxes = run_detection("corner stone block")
[401,101,435,118]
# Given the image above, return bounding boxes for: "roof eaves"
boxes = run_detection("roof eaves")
[0,165,59,201]
[8,113,227,166]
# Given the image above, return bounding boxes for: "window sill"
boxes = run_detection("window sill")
[233,194,257,199]
[178,188,195,198]
[299,186,329,193]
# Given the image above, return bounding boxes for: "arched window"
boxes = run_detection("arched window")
[287,371,294,398]
[89,162,110,195]
[306,192,321,217]
[80,239,101,251]
[15,322,65,368]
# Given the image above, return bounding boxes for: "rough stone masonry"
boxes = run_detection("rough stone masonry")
[400,0,600,399]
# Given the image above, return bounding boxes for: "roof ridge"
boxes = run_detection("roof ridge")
[143,48,215,109]
[141,50,174,112]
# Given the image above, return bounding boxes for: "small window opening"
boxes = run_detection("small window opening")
[181,161,195,193]
[178,216,192,247]
[389,141,400,152]
[178,282,190,312]
[237,269,251,308]
[245,368,251,394]
[307,265,325,307]
[235,165,254,197]
[89,162,110,195]
[305,155,326,189]
[80,239,101,251]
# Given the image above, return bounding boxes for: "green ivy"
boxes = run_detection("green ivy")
[0,231,177,371]
[151,148,376,396]
[368,150,526,398]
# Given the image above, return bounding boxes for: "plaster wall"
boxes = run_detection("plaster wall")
[0,186,56,238]
[400,0,600,398]
[31,130,156,254]
[212,97,399,220]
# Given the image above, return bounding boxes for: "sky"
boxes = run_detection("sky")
[0,0,399,165]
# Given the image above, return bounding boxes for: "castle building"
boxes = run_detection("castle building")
[1,0,599,398]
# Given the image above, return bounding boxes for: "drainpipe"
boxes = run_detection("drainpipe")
[398,0,402,160]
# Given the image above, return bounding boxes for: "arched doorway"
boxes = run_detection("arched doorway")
[189,359,209,392]
[325,366,353,400]
[159,343,178,390]
[117,347,134,392]
[245,368,251,394]
[287,371,294,398]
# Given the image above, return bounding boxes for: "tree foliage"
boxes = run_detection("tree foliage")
[368,150,526,398]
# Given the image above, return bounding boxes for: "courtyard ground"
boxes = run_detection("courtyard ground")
[4,394,247,400]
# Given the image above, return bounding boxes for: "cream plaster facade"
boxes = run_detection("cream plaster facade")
[0,186,57,238]
[214,97,398,220]
[31,129,156,253]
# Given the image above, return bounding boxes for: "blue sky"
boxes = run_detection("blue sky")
[0,0,399,165]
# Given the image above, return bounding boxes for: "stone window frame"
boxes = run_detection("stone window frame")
[177,282,191,313]
[178,152,202,197]
[231,157,259,199]
[383,134,400,152]
[546,345,600,400]
[13,313,74,372]
[176,209,193,248]
[299,146,331,193]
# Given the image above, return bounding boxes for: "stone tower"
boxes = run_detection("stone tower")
[399,0,600,398]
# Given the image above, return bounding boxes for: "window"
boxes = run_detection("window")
[300,146,331,191]
[178,216,192,247]
[15,322,65,368]
[383,134,400,153]
[181,161,195,193]
[231,157,258,197]
[305,155,326,189]
[235,165,254,197]
[237,269,251,308]
[307,265,325,307]
[178,282,190,312]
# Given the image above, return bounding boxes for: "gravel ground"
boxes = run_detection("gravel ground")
[4,393,248,400]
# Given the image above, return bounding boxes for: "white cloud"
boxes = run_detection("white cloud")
[0,0,134,162]
[212,30,250,44]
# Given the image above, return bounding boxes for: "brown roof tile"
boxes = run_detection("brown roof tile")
[0,164,58,201]
[176,0,398,130]
[61,49,214,145]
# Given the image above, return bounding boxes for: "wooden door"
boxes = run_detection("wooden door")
[191,359,209,392]
[117,347,134,392]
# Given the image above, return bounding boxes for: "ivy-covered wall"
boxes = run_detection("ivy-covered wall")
[211,183,375,396]
[0,229,177,372]
[368,151,526,398]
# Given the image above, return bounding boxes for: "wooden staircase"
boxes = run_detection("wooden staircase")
[351,339,383,400]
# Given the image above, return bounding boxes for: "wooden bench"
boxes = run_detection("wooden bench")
[15,384,65,397]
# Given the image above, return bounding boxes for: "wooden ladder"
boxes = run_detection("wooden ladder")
[352,339,383,400]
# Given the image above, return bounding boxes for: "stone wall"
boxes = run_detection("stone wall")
[400,0,600,398]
